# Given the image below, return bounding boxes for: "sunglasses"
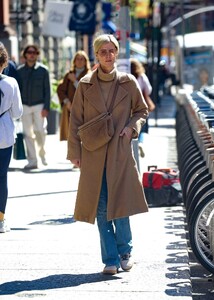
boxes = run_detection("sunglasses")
[26,51,38,55]
[98,48,117,57]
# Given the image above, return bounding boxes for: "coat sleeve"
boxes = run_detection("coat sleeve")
[127,76,149,137]
[57,73,70,105]
[10,79,23,119]
[43,68,51,111]
[67,81,84,160]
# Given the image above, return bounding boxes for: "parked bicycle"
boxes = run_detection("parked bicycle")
[176,87,214,273]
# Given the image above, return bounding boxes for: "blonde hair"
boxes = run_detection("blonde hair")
[70,50,91,72]
[93,34,119,54]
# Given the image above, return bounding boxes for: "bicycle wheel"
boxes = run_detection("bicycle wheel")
[185,171,211,212]
[184,166,209,207]
[185,166,208,198]
[181,160,206,202]
[189,195,214,274]
[187,181,214,222]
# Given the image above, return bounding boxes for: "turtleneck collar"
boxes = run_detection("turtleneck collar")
[75,67,85,73]
[97,66,116,82]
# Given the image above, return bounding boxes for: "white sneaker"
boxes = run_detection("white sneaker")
[120,254,134,271]
[138,143,145,158]
[0,220,10,233]
[41,157,48,166]
[72,165,79,171]
[24,162,38,170]
[102,265,118,275]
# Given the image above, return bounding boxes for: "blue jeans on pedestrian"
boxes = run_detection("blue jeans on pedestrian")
[0,146,12,214]
[138,119,149,143]
[96,169,133,267]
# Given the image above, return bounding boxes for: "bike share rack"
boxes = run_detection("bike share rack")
[176,86,214,274]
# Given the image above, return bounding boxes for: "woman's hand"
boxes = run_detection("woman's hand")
[68,73,76,83]
[119,127,133,141]
[71,158,81,168]
[66,101,72,111]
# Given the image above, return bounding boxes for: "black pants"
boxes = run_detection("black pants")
[0,146,12,213]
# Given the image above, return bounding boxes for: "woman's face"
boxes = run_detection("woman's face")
[199,70,209,85]
[74,55,86,69]
[96,42,117,72]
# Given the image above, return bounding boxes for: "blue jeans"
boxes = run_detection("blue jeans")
[96,169,133,267]
[0,146,12,213]
[138,119,149,143]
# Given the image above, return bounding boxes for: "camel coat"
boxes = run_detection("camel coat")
[67,69,149,224]
[57,69,89,140]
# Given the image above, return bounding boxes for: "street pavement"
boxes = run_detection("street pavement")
[0,95,193,299]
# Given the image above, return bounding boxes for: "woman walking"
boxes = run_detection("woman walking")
[67,34,149,274]
[0,44,23,232]
[130,58,155,157]
[57,50,91,141]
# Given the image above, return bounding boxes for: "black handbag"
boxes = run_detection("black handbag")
[13,120,26,160]
[13,132,26,160]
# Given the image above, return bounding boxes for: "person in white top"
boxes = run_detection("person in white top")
[130,58,155,157]
[0,44,23,233]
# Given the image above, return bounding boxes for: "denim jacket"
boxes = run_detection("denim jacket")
[17,62,51,110]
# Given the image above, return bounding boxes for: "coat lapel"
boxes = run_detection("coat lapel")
[82,69,130,114]
[83,71,106,114]
[111,71,129,110]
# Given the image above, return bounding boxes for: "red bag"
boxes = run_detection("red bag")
[142,166,182,206]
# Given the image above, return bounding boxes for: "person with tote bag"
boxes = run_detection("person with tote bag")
[0,44,23,233]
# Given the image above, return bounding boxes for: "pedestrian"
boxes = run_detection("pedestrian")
[0,44,23,232]
[67,34,149,275]
[3,59,18,80]
[158,59,169,98]
[57,50,91,142]
[17,44,51,170]
[198,68,209,89]
[0,42,18,80]
[130,58,155,157]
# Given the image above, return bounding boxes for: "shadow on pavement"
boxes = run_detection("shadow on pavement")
[163,206,192,297]
[9,167,73,173]
[8,190,76,199]
[0,273,121,295]
[29,216,75,226]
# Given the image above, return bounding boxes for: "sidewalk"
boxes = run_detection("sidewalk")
[0,95,192,299]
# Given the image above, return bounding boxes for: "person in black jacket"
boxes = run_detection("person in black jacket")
[17,44,51,169]
[3,60,18,80]
[0,42,18,80]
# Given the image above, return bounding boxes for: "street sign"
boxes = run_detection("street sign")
[68,0,97,35]
[42,1,74,38]
[10,11,32,23]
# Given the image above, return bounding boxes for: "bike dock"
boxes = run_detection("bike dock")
[176,86,214,298]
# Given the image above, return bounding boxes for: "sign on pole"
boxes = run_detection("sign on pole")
[117,58,130,73]
[42,1,74,38]
[68,0,97,35]
[118,5,130,59]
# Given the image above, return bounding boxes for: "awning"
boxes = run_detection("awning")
[130,41,147,63]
